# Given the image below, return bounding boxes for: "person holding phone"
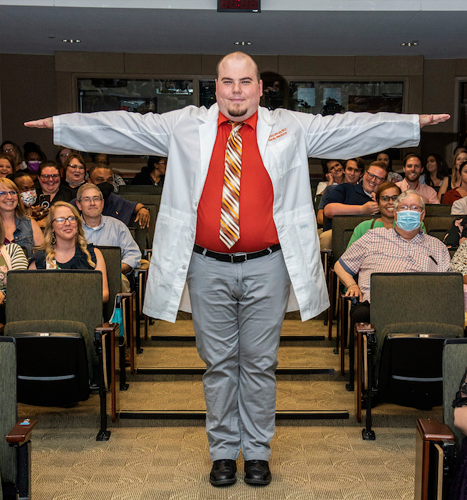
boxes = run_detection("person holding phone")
[34,161,73,225]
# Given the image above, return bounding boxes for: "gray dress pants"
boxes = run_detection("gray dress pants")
[187,249,291,461]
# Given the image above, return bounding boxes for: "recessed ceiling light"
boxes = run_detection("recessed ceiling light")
[62,39,81,44]
[234,41,252,46]
[400,41,419,47]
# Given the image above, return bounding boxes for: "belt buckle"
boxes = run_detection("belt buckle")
[231,253,247,263]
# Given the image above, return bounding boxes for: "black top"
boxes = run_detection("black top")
[35,184,74,206]
[30,243,97,270]
[131,167,164,187]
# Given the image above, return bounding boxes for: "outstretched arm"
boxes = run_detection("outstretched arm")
[419,114,450,128]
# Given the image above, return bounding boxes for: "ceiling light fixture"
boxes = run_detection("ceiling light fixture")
[234,41,252,46]
[62,39,81,44]
[400,41,419,47]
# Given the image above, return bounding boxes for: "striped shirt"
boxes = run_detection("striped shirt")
[339,227,451,302]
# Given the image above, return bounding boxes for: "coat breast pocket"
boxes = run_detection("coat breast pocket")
[267,135,301,177]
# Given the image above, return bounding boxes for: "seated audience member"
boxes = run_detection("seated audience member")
[0,154,14,178]
[76,184,141,291]
[91,153,126,192]
[0,178,43,258]
[316,159,344,196]
[450,241,467,310]
[0,216,28,323]
[442,161,467,205]
[347,182,401,246]
[55,146,74,175]
[422,153,448,196]
[29,201,109,303]
[334,190,450,326]
[316,158,364,226]
[449,368,467,498]
[443,215,467,249]
[62,153,87,197]
[396,153,439,204]
[83,164,150,228]
[1,141,26,171]
[319,161,387,250]
[23,141,46,175]
[438,150,467,202]
[34,162,74,225]
[376,151,403,183]
[131,156,167,187]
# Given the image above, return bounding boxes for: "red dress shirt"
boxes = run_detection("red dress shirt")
[195,111,279,253]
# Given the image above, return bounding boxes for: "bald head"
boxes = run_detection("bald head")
[216,52,261,82]
[215,52,263,122]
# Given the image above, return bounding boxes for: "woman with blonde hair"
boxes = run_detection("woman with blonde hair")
[29,201,109,302]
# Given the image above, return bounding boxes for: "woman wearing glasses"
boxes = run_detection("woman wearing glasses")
[28,202,109,302]
[347,182,402,247]
[61,153,87,196]
[0,178,43,258]
[34,162,73,224]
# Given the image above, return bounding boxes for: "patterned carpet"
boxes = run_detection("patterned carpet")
[21,318,441,499]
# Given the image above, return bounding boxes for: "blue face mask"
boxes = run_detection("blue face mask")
[396,210,421,231]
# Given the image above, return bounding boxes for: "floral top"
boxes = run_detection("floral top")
[453,368,467,408]
[450,240,467,276]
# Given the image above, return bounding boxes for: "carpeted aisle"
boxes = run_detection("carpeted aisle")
[24,319,440,499]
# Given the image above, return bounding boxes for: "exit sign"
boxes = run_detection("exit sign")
[218,0,260,12]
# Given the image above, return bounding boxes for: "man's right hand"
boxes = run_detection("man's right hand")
[361,201,379,215]
[24,117,53,129]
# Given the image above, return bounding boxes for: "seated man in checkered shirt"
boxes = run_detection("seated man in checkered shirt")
[334,189,450,326]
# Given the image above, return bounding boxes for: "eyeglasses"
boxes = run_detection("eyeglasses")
[69,165,85,170]
[365,171,385,184]
[396,205,423,212]
[379,195,398,202]
[80,196,102,203]
[3,148,14,154]
[41,174,60,180]
[53,216,77,224]
[60,152,70,158]
[0,191,18,198]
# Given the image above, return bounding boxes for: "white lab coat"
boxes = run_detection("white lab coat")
[54,104,420,322]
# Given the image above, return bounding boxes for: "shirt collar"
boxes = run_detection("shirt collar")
[82,215,104,231]
[218,111,257,130]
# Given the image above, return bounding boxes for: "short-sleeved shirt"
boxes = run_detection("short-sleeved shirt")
[323,183,372,231]
[31,243,97,270]
[338,227,451,302]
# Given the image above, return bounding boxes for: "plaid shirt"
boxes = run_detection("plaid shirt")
[339,227,451,302]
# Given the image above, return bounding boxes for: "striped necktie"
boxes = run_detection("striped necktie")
[220,121,244,249]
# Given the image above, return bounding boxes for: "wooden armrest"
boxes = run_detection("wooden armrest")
[95,322,119,335]
[6,419,37,445]
[417,418,455,441]
[355,323,375,334]
[118,291,135,299]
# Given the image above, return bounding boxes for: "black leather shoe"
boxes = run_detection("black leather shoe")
[209,459,237,487]
[244,460,271,486]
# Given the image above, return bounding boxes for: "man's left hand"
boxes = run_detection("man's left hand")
[419,114,450,128]
[135,207,150,228]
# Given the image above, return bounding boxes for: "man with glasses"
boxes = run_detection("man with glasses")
[334,190,449,326]
[319,161,388,250]
[396,153,439,204]
[76,184,141,281]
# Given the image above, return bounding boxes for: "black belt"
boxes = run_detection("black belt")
[193,243,281,263]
